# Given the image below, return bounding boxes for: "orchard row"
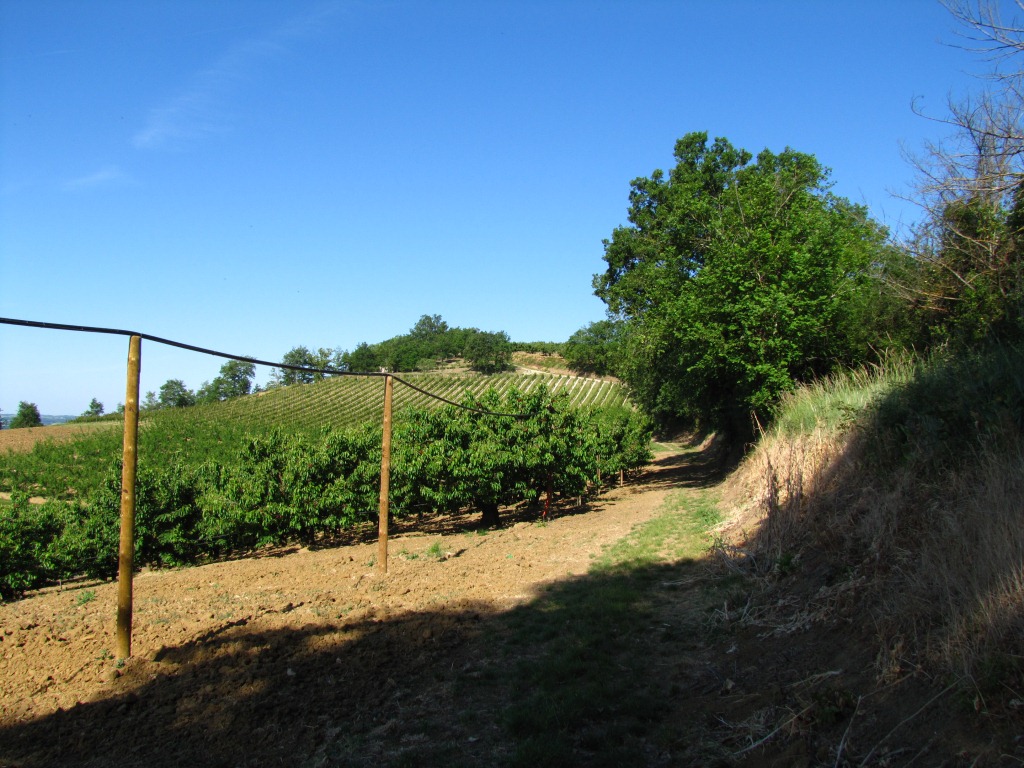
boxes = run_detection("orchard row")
[0,386,651,598]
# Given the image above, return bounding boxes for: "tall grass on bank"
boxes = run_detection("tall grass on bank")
[724,345,1024,687]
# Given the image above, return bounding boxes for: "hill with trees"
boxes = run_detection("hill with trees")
[339,314,514,375]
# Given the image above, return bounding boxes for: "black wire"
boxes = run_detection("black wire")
[0,316,529,418]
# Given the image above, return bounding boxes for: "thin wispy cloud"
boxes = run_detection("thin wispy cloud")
[62,165,133,191]
[133,3,342,151]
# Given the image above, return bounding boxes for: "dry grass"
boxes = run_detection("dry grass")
[716,351,1024,693]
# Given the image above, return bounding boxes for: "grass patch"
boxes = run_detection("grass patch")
[473,488,722,765]
[424,540,445,560]
[596,490,721,571]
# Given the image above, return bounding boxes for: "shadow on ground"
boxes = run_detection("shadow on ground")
[0,558,725,767]
[9,436,1005,767]
[0,442,736,768]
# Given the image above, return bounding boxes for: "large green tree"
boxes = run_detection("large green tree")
[82,398,104,418]
[275,346,342,385]
[594,132,891,432]
[342,342,380,373]
[158,379,196,409]
[463,330,512,374]
[198,359,256,403]
[563,319,622,377]
[9,401,43,429]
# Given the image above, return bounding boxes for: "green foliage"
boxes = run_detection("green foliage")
[343,342,379,373]
[82,398,104,418]
[9,401,43,429]
[563,319,622,377]
[0,373,651,595]
[410,313,449,339]
[769,352,918,437]
[462,330,513,374]
[341,315,468,372]
[339,315,517,373]
[0,372,632,506]
[0,493,64,598]
[862,344,1024,473]
[594,132,895,432]
[587,405,655,483]
[424,540,445,560]
[0,487,124,599]
[510,341,564,355]
[274,346,343,385]
[393,386,650,526]
[763,342,1024,463]
[908,191,1024,347]
[197,359,256,403]
[158,379,196,409]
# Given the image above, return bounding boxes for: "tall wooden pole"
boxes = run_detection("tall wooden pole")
[377,374,393,575]
[116,335,141,659]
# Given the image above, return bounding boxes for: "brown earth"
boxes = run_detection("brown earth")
[0,443,1020,767]
[0,423,116,455]
[0,447,680,767]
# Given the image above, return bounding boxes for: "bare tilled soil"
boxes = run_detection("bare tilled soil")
[0,454,681,767]
[0,422,115,455]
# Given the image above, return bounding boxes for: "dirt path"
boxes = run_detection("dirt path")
[0,448,690,766]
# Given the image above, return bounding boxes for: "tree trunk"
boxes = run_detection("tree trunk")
[479,502,500,528]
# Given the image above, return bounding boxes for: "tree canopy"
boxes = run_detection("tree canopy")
[198,359,256,403]
[563,319,621,377]
[82,398,104,418]
[9,401,43,429]
[462,330,512,374]
[339,315,513,374]
[594,131,893,431]
[273,346,343,385]
[158,379,196,409]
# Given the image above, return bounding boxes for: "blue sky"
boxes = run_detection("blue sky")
[0,0,1002,414]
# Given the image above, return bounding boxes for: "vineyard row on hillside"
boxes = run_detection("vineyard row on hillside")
[209,371,630,431]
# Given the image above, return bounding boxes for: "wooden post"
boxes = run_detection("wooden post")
[377,374,393,575]
[116,335,141,660]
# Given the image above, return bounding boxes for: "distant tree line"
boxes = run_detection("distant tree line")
[338,314,514,375]
[140,359,258,412]
[510,341,564,355]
